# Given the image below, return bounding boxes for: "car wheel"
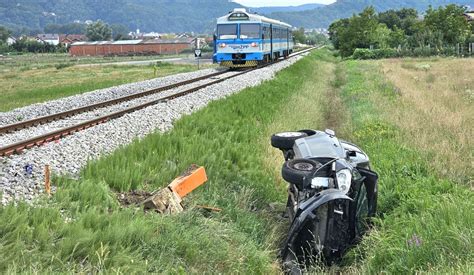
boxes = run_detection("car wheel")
[271,132,308,150]
[282,159,322,186]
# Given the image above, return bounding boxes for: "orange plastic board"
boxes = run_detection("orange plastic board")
[169,166,207,198]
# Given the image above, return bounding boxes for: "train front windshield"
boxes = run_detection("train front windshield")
[240,24,260,39]
[217,24,237,39]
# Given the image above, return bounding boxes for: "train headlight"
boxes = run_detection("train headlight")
[219,43,226,48]
[336,169,352,194]
[251,42,258,47]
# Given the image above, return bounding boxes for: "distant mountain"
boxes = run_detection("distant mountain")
[250,4,324,15]
[0,0,243,34]
[0,0,472,34]
[271,0,474,28]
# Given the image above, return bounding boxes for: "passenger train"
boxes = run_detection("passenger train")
[213,8,294,68]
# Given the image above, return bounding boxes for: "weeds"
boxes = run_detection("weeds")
[0,62,202,112]
[338,59,473,273]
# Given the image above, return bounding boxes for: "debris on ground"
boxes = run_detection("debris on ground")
[117,165,208,215]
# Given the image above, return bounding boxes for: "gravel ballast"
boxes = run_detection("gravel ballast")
[0,55,305,205]
[0,68,220,126]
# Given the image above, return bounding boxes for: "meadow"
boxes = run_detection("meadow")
[0,53,201,112]
[0,49,472,273]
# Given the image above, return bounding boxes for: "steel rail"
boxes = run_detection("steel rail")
[0,70,228,134]
[0,47,316,157]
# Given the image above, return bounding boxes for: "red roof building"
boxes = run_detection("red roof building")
[69,39,193,56]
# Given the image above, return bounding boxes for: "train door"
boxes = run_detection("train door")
[270,24,273,61]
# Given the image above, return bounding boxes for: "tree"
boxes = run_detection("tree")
[328,18,349,50]
[424,4,471,45]
[86,20,112,41]
[45,23,86,34]
[372,23,391,49]
[0,26,11,43]
[378,8,418,35]
[388,26,407,48]
[337,7,380,57]
[293,27,306,44]
[306,31,329,45]
[110,24,130,40]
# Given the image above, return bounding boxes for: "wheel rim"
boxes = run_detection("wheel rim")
[276,132,304,138]
[293,162,314,171]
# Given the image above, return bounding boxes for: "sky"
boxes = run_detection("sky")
[233,0,336,7]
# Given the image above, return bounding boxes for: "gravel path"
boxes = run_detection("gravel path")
[0,55,305,205]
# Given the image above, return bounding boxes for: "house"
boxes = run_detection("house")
[464,11,474,22]
[59,34,87,47]
[6,36,16,45]
[36,34,60,45]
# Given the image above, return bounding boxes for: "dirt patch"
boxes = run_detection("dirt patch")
[323,63,350,134]
[117,190,152,206]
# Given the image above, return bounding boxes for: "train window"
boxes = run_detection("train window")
[217,24,237,39]
[262,26,270,39]
[240,24,260,39]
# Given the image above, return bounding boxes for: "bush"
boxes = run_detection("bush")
[352,45,471,59]
[352,48,400,59]
[0,43,11,54]
[55,63,74,70]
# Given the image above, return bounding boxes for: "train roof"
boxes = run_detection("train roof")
[217,8,292,28]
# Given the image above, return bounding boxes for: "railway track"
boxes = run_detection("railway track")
[0,47,315,157]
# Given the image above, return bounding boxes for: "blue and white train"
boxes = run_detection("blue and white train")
[213,8,294,68]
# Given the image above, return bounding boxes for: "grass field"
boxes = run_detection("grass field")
[0,49,472,273]
[0,54,203,112]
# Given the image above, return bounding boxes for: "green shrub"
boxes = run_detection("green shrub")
[55,63,74,70]
[352,48,400,59]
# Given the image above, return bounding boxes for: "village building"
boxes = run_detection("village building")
[69,38,193,56]
[59,34,87,47]
[36,34,60,45]
[6,36,16,45]
[464,11,474,21]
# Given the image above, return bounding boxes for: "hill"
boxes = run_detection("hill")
[0,0,472,34]
[250,4,324,14]
[0,0,242,34]
[272,0,473,28]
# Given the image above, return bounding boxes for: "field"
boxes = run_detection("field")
[0,49,472,273]
[0,53,202,112]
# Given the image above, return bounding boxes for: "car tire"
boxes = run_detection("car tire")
[271,132,308,150]
[282,158,322,186]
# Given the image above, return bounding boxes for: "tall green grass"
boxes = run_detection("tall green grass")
[0,50,329,273]
[0,49,471,273]
[339,60,473,273]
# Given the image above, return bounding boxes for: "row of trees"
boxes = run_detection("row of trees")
[45,21,130,41]
[329,5,474,57]
[293,28,330,46]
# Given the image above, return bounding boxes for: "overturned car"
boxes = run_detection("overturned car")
[271,129,378,272]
